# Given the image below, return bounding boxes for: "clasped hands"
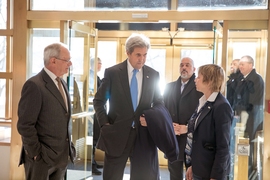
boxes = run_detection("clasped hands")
[173,123,187,135]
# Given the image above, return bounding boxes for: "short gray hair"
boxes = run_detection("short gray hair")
[43,42,68,66]
[240,55,254,66]
[125,33,150,54]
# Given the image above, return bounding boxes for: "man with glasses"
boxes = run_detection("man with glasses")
[17,42,76,180]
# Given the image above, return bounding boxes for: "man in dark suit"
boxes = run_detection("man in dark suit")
[17,42,76,180]
[226,58,242,180]
[163,57,202,180]
[226,58,242,108]
[234,55,264,179]
[93,33,163,180]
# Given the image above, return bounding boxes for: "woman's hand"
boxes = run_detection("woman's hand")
[186,166,193,180]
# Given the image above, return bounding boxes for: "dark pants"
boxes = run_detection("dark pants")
[193,173,227,180]
[168,160,184,180]
[102,128,136,180]
[92,113,101,166]
[24,154,67,180]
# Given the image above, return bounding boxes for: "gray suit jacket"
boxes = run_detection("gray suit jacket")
[17,69,75,167]
[93,60,163,157]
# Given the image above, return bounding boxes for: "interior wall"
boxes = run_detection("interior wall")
[0,146,10,179]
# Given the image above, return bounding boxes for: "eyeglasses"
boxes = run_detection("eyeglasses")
[55,57,71,63]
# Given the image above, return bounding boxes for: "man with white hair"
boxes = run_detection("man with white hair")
[234,55,264,179]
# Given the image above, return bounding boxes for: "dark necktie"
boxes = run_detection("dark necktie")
[56,77,67,109]
[130,69,138,111]
[185,102,209,165]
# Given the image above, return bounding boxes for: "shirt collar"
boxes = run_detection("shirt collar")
[127,59,142,74]
[199,92,218,104]
[44,67,57,81]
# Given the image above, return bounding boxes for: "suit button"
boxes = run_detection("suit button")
[66,138,69,141]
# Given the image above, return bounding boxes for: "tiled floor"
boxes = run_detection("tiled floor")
[66,162,170,180]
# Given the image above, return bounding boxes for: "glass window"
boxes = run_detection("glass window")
[181,49,213,73]
[31,0,267,10]
[30,0,168,10]
[145,48,166,95]
[232,42,256,63]
[0,36,6,72]
[178,0,267,10]
[0,78,5,118]
[0,124,11,143]
[0,0,7,29]
[96,41,117,79]
[30,29,60,78]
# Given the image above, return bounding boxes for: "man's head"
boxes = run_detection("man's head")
[239,55,254,76]
[180,57,195,82]
[230,59,240,74]
[44,42,72,77]
[97,57,102,72]
[125,33,150,70]
[90,57,102,72]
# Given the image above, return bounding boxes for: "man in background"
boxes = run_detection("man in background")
[226,58,242,180]
[91,57,104,175]
[17,42,76,180]
[163,57,203,180]
[226,58,242,108]
[234,55,264,179]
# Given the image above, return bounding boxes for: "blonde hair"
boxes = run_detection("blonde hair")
[198,64,226,93]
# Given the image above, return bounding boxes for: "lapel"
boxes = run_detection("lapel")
[194,101,213,131]
[139,65,152,108]
[118,60,134,111]
[41,69,68,112]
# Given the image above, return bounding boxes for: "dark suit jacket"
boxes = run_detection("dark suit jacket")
[163,74,203,161]
[190,93,233,179]
[226,70,243,108]
[93,60,163,157]
[17,69,75,167]
[131,103,179,180]
[234,69,264,140]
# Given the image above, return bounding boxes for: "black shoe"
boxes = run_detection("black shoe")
[92,166,102,175]
[96,163,103,169]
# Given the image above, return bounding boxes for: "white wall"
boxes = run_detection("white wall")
[0,146,10,180]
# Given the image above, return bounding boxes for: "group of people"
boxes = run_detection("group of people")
[16,32,264,180]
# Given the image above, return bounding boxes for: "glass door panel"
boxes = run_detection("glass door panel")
[227,30,267,180]
[66,21,98,180]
